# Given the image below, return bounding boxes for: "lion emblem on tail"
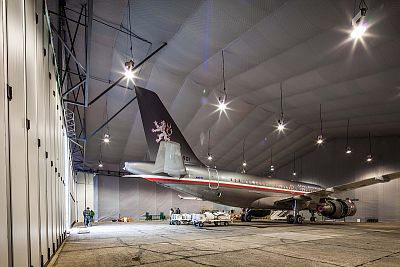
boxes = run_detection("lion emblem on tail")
[151,120,172,143]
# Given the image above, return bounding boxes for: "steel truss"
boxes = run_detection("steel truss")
[50,1,167,171]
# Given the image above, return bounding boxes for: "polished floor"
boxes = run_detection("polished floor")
[49,221,400,267]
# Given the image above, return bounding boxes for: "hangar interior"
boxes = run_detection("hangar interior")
[1,0,400,266]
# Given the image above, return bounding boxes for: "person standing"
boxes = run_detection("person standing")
[83,207,91,227]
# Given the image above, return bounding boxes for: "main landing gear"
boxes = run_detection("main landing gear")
[286,214,303,224]
[286,200,303,224]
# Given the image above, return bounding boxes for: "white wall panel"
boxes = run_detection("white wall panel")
[43,19,54,260]
[6,0,30,265]
[76,172,94,222]
[36,0,49,263]
[95,176,238,220]
[0,0,10,265]
[0,1,71,265]
[25,0,41,265]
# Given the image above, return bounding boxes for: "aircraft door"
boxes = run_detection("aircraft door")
[208,168,219,190]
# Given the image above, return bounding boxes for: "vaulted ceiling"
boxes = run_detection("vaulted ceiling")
[57,0,400,175]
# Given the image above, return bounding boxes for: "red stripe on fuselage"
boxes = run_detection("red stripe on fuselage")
[145,177,305,195]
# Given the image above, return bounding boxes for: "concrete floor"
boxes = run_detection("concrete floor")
[49,221,400,267]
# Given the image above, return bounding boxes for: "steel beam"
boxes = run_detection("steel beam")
[87,96,137,139]
[62,78,86,97]
[84,0,93,107]
[63,99,86,107]
[64,6,152,45]
[88,42,167,106]
[50,22,86,74]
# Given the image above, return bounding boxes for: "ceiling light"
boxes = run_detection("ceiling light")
[345,120,351,155]
[351,24,367,39]
[242,161,247,167]
[124,60,135,80]
[98,161,103,168]
[277,82,285,132]
[316,135,324,145]
[292,152,296,176]
[270,165,274,171]
[316,104,324,145]
[218,97,227,111]
[277,119,285,132]
[103,134,110,143]
[207,154,213,161]
[366,132,373,163]
[351,0,368,39]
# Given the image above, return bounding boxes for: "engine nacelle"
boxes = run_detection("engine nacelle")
[317,199,357,219]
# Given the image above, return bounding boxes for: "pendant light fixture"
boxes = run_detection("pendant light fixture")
[277,82,285,132]
[292,152,296,176]
[207,129,213,161]
[270,147,274,172]
[351,0,368,39]
[366,132,373,162]
[218,50,228,112]
[103,96,111,143]
[124,0,135,81]
[345,119,352,154]
[241,138,247,173]
[316,104,324,145]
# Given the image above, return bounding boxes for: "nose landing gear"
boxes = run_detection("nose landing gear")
[310,210,316,222]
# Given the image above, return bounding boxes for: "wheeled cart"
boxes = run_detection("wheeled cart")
[170,213,192,225]
[192,211,232,227]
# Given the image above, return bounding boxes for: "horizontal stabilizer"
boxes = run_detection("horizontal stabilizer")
[153,141,186,177]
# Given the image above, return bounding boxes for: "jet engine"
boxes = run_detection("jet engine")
[317,199,357,219]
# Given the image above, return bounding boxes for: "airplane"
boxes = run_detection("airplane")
[124,86,400,224]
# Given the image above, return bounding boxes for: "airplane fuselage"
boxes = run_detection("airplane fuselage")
[125,161,324,210]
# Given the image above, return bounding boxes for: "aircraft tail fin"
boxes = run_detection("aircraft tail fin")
[135,86,202,166]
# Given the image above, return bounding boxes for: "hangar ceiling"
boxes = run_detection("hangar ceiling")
[55,0,400,175]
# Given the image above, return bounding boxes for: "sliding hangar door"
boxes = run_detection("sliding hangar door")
[0,0,76,266]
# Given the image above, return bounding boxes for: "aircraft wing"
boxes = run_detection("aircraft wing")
[274,171,400,206]
[307,171,400,198]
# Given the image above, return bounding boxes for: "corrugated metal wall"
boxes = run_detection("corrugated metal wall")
[94,175,238,221]
[0,0,76,266]
[274,136,400,221]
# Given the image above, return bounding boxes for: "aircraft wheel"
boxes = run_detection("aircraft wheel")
[224,222,228,226]
[295,215,303,224]
[287,215,295,224]
[177,221,181,225]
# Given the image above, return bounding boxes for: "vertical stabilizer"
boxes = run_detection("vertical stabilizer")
[135,86,202,166]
